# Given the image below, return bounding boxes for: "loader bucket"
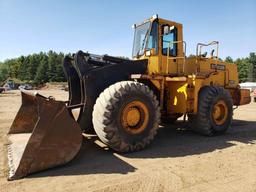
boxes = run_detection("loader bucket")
[7,91,82,180]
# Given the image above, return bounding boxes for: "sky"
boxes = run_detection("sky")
[0,0,255,61]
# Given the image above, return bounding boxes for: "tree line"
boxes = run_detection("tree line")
[0,51,255,85]
[224,53,256,82]
[0,51,66,85]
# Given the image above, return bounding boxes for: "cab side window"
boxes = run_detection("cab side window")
[162,25,177,56]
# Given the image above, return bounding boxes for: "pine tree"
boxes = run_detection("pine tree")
[0,63,9,83]
[236,58,250,82]
[47,51,57,82]
[34,55,49,84]
[248,52,256,82]
[18,56,30,81]
[55,52,66,81]
[225,56,234,63]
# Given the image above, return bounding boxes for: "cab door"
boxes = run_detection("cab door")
[160,24,178,74]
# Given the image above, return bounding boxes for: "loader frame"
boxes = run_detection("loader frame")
[63,51,148,131]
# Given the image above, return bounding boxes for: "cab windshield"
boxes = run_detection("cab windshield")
[132,22,151,57]
[132,21,158,58]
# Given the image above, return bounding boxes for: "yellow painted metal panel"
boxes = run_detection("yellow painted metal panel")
[166,82,188,114]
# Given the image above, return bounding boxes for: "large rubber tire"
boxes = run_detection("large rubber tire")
[188,86,233,136]
[92,81,160,152]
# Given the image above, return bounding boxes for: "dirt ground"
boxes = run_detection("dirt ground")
[0,90,256,192]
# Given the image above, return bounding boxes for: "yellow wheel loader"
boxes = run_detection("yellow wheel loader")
[7,15,251,180]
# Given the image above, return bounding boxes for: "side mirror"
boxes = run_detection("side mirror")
[163,26,170,35]
[163,25,175,35]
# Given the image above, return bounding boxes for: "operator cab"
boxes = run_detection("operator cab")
[132,15,221,76]
[132,14,185,74]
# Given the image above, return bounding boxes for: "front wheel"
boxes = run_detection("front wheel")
[92,81,160,152]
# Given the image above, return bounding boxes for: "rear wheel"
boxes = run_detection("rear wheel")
[92,81,160,152]
[188,86,233,136]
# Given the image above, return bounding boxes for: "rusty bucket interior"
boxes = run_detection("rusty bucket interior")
[7,91,82,180]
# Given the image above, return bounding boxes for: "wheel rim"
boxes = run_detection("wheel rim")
[121,100,149,134]
[212,100,228,125]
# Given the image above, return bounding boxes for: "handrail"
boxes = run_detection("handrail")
[196,41,219,73]
[166,40,187,74]
[196,41,219,59]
